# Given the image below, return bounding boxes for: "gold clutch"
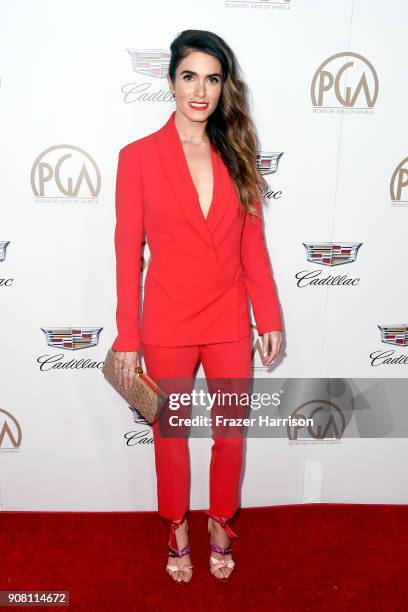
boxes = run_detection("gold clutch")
[101,348,168,424]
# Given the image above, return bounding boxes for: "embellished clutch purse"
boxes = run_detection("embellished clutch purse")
[101,348,168,424]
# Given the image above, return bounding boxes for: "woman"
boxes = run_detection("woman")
[111,29,283,583]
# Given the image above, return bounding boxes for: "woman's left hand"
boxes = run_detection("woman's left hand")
[262,331,283,366]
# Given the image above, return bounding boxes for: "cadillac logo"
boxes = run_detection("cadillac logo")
[256,152,283,175]
[303,242,362,266]
[41,327,103,350]
[378,325,408,347]
[127,48,171,78]
[0,241,10,261]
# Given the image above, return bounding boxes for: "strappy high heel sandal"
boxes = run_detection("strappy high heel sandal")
[206,512,238,582]
[165,517,193,584]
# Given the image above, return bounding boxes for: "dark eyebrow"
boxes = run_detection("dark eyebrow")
[179,69,222,78]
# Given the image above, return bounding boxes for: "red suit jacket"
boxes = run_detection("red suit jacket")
[111,110,282,352]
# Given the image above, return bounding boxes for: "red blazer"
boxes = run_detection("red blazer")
[111,110,282,352]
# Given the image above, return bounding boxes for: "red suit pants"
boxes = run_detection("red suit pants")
[142,335,251,522]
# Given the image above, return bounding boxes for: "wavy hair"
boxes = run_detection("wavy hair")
[168,29,267,219]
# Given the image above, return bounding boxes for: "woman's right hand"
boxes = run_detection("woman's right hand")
[112,350,141,391]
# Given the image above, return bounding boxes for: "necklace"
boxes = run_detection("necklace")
[181,137,208,145]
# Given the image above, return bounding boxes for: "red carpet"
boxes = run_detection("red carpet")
[2,503,408,611]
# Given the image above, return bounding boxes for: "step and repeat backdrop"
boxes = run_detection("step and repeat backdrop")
[1,0,407,510]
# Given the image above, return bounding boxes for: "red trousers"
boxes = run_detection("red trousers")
[142,335,251,522]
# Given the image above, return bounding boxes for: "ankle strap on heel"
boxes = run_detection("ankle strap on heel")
[168,543,191,558]
[164,515,191,556]
[205,511,239,539]
[210,541,233,555]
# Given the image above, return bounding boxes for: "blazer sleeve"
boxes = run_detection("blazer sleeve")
[111,144,145,352]
[240,201,282,334]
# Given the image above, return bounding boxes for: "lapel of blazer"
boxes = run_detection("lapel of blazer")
[155,110,232,249]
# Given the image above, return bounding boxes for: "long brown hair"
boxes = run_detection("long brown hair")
[168,29,267,218]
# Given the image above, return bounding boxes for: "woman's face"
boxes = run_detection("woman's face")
[168,50,223,121]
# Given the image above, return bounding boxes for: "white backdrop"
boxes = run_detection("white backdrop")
[1,0,407,511]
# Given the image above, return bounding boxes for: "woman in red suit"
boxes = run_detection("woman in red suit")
[111,30,283,583]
